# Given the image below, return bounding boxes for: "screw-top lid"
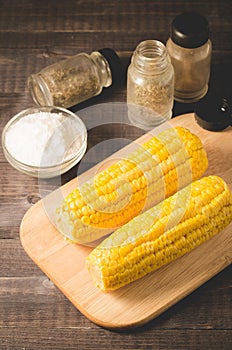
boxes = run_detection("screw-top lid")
[195,92,232,131]
[99,48,124,86]
[171,12,210,48]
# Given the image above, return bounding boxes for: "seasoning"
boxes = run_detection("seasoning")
[4,111,83,167]
[28,48,122,108]
[166,12,212,103]
[127,40,174,130]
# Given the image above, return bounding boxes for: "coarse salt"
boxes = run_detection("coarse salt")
[5,111,82,167]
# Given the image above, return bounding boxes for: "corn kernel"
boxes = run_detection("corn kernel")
[86,176,232,292]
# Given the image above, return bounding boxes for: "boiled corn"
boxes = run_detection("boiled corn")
[86,176,232,292]
[56,127,208,244]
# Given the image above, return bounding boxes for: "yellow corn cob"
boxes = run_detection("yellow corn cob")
[56,127,208,244]
[86,176,232,292]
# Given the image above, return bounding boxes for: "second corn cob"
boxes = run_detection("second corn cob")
[86,176,232,292]
[56,126,208,244]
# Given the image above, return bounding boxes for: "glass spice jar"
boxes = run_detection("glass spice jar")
[166,12,212,103]
[28,48,122,108]
[127,40,174,129]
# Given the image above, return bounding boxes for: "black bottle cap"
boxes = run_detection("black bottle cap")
[195,92,232,131]
[99,48,124,86]
[171,12,209,48]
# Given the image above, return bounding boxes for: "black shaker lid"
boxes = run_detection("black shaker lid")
[171,12,209,48]
[99,48,124,86]
[195,92,232,131]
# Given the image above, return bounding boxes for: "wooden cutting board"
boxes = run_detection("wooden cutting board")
[20,113,232,329]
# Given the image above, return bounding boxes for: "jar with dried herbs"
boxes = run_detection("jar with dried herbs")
[28,48,122,108]
[127,40,174,129]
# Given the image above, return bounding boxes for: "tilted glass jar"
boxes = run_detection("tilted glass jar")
[28,48,122,108]
[127,40,174,129]
[166,12,212,103]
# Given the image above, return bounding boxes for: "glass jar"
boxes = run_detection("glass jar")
[127,40,174,130]
[28,48,122,108]
[166,12,212,103]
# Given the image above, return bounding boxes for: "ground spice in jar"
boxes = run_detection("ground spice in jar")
[166,12,212,103]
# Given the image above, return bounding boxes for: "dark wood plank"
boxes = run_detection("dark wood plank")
[0,32,231,59]
[0,266,231,329]
[0,240,41,275]
[0,270,232,348]
[0,0,231,348]
[0,328,231,350]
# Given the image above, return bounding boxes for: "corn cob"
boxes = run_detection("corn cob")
[56,127,208,244]
[86,176,232,292]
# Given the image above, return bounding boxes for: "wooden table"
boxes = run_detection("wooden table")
[0,1,231,349]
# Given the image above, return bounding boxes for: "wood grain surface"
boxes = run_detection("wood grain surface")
[1,0,232,349]
[20,114,232,329]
